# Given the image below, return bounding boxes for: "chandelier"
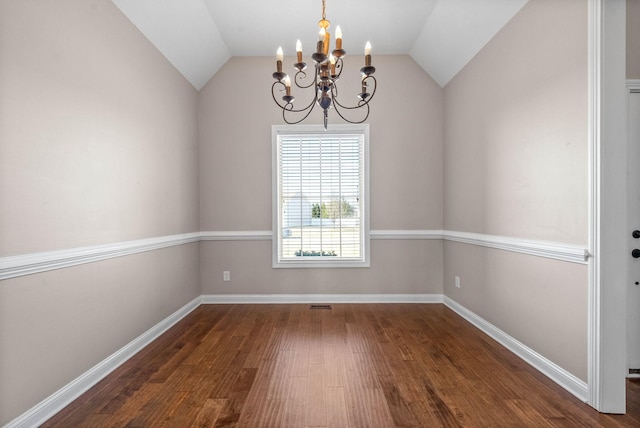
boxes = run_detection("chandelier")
[271,0,377,130]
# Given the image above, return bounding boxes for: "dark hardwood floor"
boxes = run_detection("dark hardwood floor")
[44,304,640,427]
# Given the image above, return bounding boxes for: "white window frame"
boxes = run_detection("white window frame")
[272,124,370,268]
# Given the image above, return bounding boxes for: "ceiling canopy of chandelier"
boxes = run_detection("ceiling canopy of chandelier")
[271,0,377,130]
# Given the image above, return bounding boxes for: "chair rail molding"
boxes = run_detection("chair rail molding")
[443,230,589,264]
[0,232,201,281]
[1,230,590,281]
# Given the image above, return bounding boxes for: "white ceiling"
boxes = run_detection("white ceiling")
[112,0,528,90]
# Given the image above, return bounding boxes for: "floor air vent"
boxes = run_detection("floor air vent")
[309,304,332,310]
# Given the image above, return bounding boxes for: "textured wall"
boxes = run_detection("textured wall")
[0,0,201,423]
[443,0,589,380]
[198,55,444,295]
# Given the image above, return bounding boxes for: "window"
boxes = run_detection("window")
[272,124,370,268]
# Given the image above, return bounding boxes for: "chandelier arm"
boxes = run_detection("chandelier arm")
[289,93,319,114]
[282,101,317,124]
[331,76,377,110]
[332,57,344,80]
[271,81,289,109]
[331,80,340,100]
[294,70,316,89]
[332,98,370,124]
[291,74,322,113]
[363,75,377,102]
[271,81,319,114]
[331,95,369,110]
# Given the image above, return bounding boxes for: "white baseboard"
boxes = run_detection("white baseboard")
[201,293,444,304]
[443,296,589,402]
[4,296,202,428]
[7,294,589,427]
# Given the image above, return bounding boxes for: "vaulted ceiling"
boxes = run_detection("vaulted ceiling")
[112,0,528,90]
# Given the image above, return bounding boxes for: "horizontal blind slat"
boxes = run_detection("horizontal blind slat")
[278,132,364,261]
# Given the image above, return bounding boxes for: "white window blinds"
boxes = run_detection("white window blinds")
[273,125,369,268]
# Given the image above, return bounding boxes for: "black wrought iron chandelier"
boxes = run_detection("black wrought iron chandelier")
[271,0,377,130]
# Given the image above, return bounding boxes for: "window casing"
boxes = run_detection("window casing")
[272,124,370,268]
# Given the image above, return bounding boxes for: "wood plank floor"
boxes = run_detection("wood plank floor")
[44,304,640,427]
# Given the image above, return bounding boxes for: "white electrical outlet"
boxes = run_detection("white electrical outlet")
[455,275,461,288]
[223,271,231,282]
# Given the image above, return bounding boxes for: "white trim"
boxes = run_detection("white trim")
[588,0,628,413]
[443,231,589,264]
[201,229,447,241]
[627,79,640,90]
[271,124,371,269]
[199,230,272,241]
[4,296,202,428]
[199,230,589,264]
[587,0,602,409]
[443,296,589,402]
[0,232,201,281]
[0,230,591,281]
[201,294,443,304]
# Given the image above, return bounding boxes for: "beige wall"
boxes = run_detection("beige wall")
[444,0,588,244]
[0,244,200,424]
[629,0,640,79]
[0,0,601,422]
[201,240,443,295]
[0,0,201,423]
[0,0,200,255]
[198,55,444,295]
[443,0,589,380]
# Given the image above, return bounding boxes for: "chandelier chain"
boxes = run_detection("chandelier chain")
[322,0,326,21]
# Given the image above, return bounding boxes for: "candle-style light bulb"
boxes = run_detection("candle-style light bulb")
[273,46,284,78]
[363,41,373,68]
[283,75,292,98]
[335,26,343,50]
[329,54,336,75]
[296,39,303,63]
[316,28,326,55]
